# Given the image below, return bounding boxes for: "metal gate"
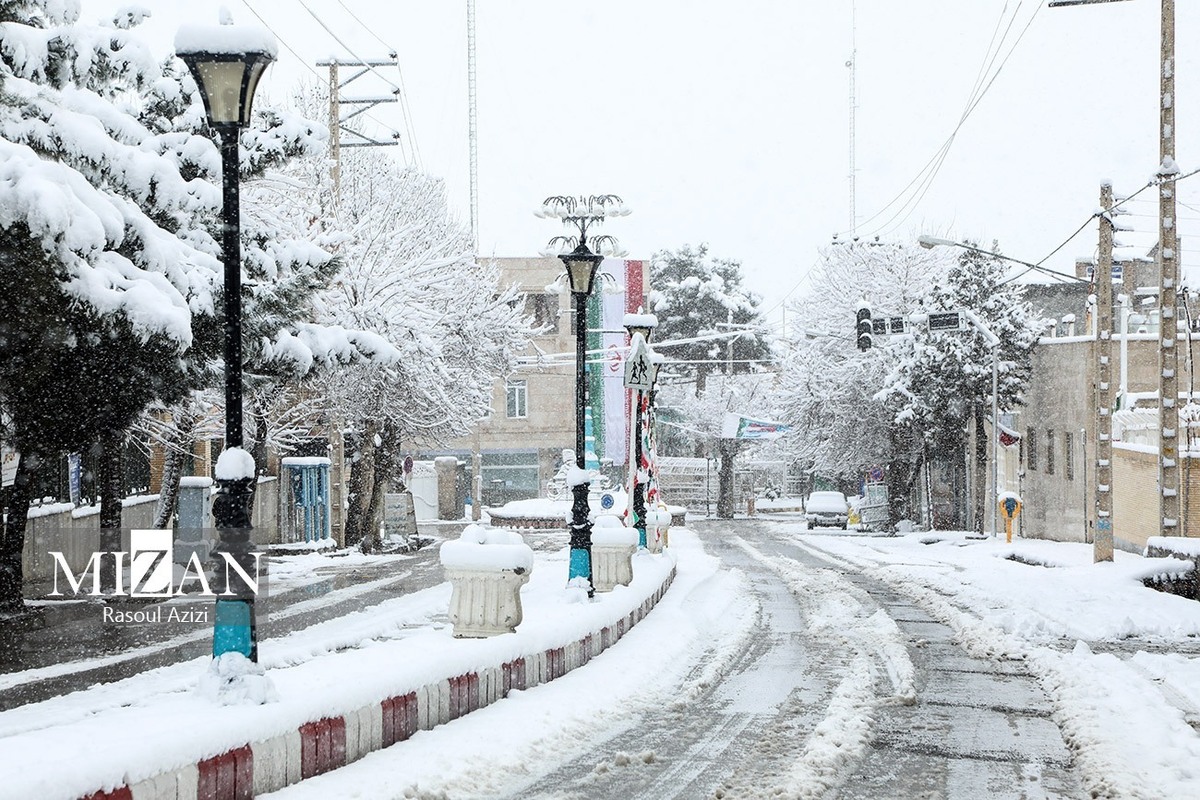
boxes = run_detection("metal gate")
[281,457,332,543]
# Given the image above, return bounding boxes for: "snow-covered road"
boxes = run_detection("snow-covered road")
[501,521,1079,799]
[264,520,1083,799]
[13,516,1200,798]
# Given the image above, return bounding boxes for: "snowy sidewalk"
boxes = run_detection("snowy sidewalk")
[0,538,677,800]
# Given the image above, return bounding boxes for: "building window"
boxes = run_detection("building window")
[1026,428,1038,471]
[527,294,560,330]
[506,380,528,419]
[1064,432,1074,480]
[1046,429,1055,475]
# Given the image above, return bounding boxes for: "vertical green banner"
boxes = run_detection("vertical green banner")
[588,290,604,463]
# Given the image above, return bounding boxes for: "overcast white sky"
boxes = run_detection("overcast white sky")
[87,1,1200,329]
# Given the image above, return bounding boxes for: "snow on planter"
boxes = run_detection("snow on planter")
[591,515,637,592]
[440,525,534,637]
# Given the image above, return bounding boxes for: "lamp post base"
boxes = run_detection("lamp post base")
[567,480,593,596]
[213,598,257,660]
[211,475,259,661]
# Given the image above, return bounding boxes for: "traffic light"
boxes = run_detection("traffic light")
[856,302,872,351]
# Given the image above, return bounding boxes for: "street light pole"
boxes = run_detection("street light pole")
[571,280,595,588]
[176,21,276,661]
[992,345,999,538]
[539,195,630,595]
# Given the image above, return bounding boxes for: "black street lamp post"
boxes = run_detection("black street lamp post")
[564,244,603,591]
[176,22,276,661]
[538,195,630,594]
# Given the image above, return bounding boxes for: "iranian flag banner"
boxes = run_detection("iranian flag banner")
[601,259,646,465]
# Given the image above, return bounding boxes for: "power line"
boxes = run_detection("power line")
[1034,168,1200,268]
[334,0,423,167]
[872,2,1045,239]
[838,2,1044,240]
[296,0,419,166]
[238,0,323,81]
[239,0,410,159]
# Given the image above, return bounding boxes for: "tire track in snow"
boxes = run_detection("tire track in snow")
[729,536,916,798]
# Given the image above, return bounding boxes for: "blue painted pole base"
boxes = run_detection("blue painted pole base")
[637,525,647,549]
[213,598,256,660]
[568,547,592,587]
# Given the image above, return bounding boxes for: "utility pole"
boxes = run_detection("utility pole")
[1157,0,1180,538]
[315,56,403,546]
[315,56,403,196]
[1051,0,1179,540]
[328,62,340,203]
[1095,182,1115,562]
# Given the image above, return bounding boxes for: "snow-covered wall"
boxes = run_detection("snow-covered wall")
[22,479,279,591]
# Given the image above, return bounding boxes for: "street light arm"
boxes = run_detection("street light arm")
[961,308,1002,349]
[1048,0,1131,6]
[919,235,1088,284]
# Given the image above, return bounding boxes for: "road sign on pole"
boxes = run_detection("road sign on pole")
[927,311,964,332]
[624,335,654,391]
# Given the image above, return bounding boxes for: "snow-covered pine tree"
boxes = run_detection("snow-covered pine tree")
[648,245,772,393]
[0,1,230,605]
[885,242,1042,533]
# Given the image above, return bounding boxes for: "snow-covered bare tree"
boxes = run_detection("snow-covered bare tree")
[776,241,947,523]
[274,129,529,547]
[656,372,777,518]
[133,53,412,533]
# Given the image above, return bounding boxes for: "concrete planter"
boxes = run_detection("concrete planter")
[645,506,672,554]
[440,526,533,637]
[592,516,637,592]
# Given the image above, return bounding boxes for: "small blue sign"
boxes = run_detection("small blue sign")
[600,493,615,510]
[67,453,81,506]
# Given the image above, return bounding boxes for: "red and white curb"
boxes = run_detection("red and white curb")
[79,567,675,800]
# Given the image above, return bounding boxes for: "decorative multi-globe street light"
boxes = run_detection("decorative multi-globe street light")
[538,195,630,594]
[175,21,277,661]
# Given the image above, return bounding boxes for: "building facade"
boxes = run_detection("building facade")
[993,281,1200,550]
[437,257,650,508]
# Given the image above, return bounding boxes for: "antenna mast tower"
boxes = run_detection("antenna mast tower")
[467,0,479,249]
[847,0,858,237]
